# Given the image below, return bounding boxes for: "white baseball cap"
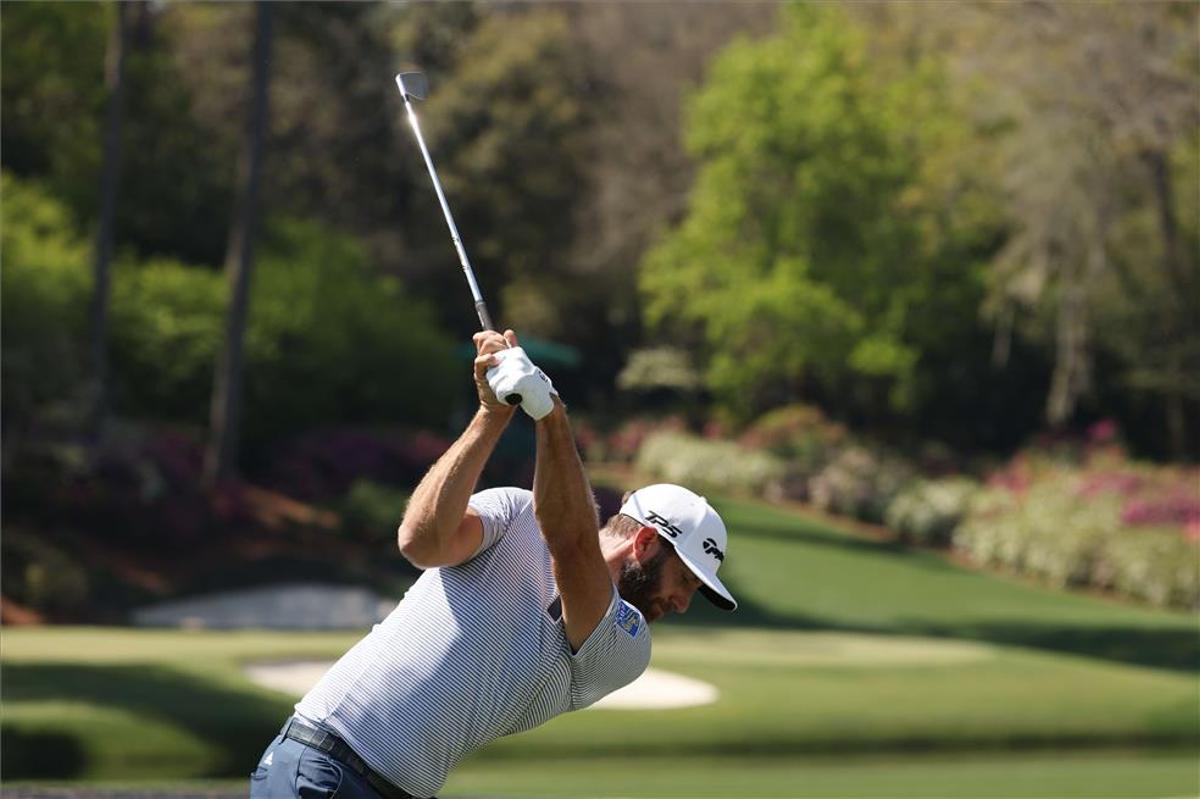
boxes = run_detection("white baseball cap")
[618,484,736,611]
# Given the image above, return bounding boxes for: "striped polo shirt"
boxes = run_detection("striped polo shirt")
[294,487,652,798]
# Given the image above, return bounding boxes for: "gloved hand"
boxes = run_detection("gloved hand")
[486,346,558,421]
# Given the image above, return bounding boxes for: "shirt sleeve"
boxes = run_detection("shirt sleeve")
[466,487,532,559]
[567,585,652,710]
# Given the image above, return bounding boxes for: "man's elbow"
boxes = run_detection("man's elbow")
[396,522,436,569]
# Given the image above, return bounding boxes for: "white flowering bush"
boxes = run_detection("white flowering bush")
[952,486,1028,570]
[635,432,786,496]
[885,477,980,546]
[955,476,1119,587]
[954,460,1200,608]
[1103,530,1200,608]
[809,446,915,523]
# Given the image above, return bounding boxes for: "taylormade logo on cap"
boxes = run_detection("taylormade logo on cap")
[618,484,737,611]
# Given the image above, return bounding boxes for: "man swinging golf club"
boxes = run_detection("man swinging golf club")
[248,72,736,799]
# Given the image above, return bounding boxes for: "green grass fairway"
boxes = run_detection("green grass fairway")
[8,752,1197,799]
[445,751,1200,798]
[3,496,1197,795]
[690,496,1199,673]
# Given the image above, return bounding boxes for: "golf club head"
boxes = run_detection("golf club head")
[395,72,428,101]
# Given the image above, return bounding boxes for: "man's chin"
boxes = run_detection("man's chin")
[623,596,661,622]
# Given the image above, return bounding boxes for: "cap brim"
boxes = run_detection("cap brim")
[676,548,737,611]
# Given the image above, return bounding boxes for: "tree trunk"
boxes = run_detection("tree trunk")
[1143,148,1189,459]
[87,1,131,442]
[1046,277,1088,428]
[1046,217,1107,429]
[204,2,273,486]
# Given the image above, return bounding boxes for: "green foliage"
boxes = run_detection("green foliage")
[0,3,106,203]
[884,477,980,547]
[110,218,457,440]
[416,9,588,337]
[242,219,456,441]
[108,256,226,421]
[641,5,993,420]
[1,528,90,616]
[963,4,1200,449]
[336,479,410,545]
[810,446,915,524]
[0,173,93,426]
[634,431,785,496]
[0,177,455,440]
[1,3,235,264]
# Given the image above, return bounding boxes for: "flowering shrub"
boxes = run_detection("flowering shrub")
[885,477,979,546]
[956,455,1200,608]
[602,416,687,463]
[1121,493,1200,527]
[37,427,218,545]
[957,477,1120,587]
[635,431,785,496]
[810,446,915,524]
[1076,471,1144,498]
[739,404,848,455]
[1103,530,1200,607]
[262,428,449,501]
[738,404,849,492]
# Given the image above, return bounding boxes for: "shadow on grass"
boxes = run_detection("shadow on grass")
[0,729,87,779]
[916,621,1200,673]
[474,733,1200,763]
[1,663,291,780]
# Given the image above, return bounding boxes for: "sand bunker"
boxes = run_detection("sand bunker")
[242,631,994,712]
[243,662,719,710]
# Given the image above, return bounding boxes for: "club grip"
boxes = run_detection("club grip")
[475,300,494,332]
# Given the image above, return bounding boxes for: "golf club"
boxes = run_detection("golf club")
[395,71,495,334]
[396,71,530,407]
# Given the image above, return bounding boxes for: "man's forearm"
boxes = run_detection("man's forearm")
[533,399,598,555]
[398,407,512,560]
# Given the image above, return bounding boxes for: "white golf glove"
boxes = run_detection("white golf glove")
[486,347,558,421]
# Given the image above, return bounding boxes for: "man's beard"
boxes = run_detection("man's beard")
[617,547,670,621]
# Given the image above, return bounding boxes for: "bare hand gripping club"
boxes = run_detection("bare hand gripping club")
[397,71,547,411]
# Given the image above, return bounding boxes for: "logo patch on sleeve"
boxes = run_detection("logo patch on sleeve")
[614,602,642,637]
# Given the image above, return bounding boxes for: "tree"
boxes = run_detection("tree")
[87,1,132,439]
[954,3,1200,453]
[204,2,272,484]
[640,5,996,428]
[409,8,589,338]
[1,3,107,201]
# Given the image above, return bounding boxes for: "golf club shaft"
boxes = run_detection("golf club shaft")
[402,97,494,332]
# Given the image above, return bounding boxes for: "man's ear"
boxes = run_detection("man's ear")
[633,526,659,560]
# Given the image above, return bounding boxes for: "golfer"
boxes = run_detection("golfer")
[250,330,736,799]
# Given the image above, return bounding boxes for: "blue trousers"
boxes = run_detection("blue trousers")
[249,733,386,799]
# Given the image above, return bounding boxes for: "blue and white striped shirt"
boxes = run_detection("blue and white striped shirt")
[294,487,652,797]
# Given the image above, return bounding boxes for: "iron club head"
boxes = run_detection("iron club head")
[395,72,428,102]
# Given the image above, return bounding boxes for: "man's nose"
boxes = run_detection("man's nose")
[673,591,693,614]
